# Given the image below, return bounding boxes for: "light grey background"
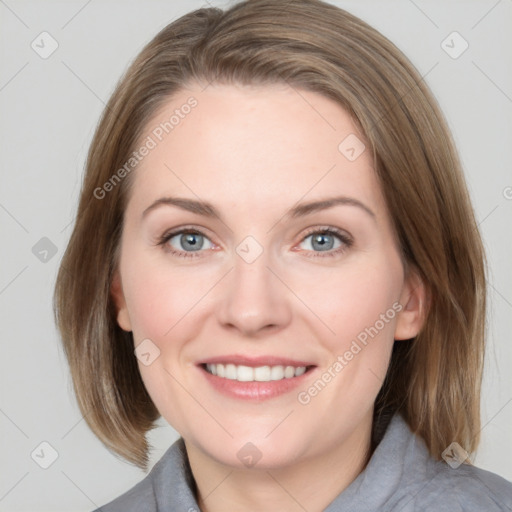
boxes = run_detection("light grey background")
[1,0,511,510]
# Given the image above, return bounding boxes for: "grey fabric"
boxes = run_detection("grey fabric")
[92,414,512,511]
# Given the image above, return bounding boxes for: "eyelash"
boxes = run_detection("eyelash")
[156,226,353,259]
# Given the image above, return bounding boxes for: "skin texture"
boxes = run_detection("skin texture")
[111,83,425,512]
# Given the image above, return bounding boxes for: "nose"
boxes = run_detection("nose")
[216,251,292,337]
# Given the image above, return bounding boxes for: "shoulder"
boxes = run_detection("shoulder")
[390,415,512,512]
[90,438,188,512]
[408,458,512,511]
[91,476,156,512]
[365,413,512,512]
[403,461,512,511]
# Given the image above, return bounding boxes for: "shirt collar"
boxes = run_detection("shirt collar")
[150,412,421,511]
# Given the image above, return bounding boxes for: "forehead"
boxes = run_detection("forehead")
[128,82,385,218]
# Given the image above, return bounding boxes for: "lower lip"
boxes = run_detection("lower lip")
[198,365,316,401]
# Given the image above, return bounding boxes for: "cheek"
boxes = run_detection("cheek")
[121,249,218,345]
[296,262,402,417]
[119,252,210,429]
[306,259,403,350]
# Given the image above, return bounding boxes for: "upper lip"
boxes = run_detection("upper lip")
[197,355,316,368]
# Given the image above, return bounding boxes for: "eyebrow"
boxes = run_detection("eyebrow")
[142,195,375,221]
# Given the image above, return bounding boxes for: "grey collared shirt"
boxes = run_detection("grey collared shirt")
[92,414,512,511]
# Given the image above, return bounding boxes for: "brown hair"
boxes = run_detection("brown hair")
[54,0,486,470]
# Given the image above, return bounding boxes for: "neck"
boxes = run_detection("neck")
[184,414,374,512]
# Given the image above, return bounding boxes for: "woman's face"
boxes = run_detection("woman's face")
[112,82,423,469]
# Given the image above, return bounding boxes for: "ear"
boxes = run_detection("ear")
[110,270,132,332]
[394,268,427,341]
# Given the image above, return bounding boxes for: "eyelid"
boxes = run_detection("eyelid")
[157,224,216,244]
[155,225,219,256]
[299,225,352,242]
[293,226,353,258]
[156,225,353,258]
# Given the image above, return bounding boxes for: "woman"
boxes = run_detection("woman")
[53,0,512,510]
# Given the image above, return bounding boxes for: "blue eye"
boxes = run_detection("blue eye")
[158,227,352,259]
[302,232,340,251]
[160,229,214,257]
[298,228,352,257]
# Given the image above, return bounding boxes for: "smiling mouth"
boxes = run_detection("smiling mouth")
[201,363,315,382]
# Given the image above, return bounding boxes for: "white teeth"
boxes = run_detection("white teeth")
[270,366,284,380]
[284,366,295,378]
[237,365,254,382]
[225,364,237,380]
[205,363,308,382]
[254,366,271,381]
[294,366,306,377]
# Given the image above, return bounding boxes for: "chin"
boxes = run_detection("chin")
[197,433,308,471]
